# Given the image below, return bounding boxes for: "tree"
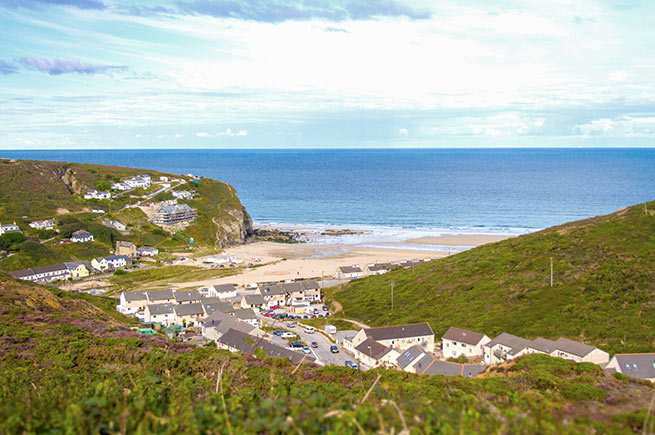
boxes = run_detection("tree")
[95,180,111,191]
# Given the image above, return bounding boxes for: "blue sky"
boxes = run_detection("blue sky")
[1,0,655,149]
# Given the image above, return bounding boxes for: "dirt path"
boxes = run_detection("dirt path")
[329,300,370,328]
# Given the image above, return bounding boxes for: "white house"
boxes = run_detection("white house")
[71,230,94,242]
[123,175,151,188]
[550,337,610,365]
[350,323,435,353]
[0,222,21,235]
[102,220,127,231]
[338,266,364,279]
[441,327,491,360]
[91,255,131,271]
[605,354,655,382]
[144,303,175,325]
[137,246,159,257]
[172,190,193,199]
[84,190,111,200]
[111,182,130,191]
[10,264,71,282]
[29,219,56,230]
[207,284,237,299]
[117,291,148,315]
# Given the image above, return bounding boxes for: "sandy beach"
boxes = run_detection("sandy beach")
[405,234,512,246]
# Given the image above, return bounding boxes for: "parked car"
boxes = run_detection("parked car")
[280,332,297,339]
[330,345,339,353]
[263,311,276,317]
[322,305,329,311]
[304,326,315,334]
[286,322,295,328]
[302,347,311,354]
[345,361,359,369]
[273,330,284,336]
[311,341,318,348]
[303,315,309,319]
[269,304,280,310]
[290,341,304,348]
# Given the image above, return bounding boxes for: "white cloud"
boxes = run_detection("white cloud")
[216,128,247,137]
[175,133,184,137]
[398,128,409,136]
[195,132,209,137]
[575,116,655,137]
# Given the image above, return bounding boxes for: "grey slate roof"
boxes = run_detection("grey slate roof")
[260,284,287,296]
[71,230,92,239]
[528,337,558,354]
[217,328,315,364]
[418,359,485,378]
[10,269,35,278]
[368,263,393,272]
[355,338,392,361]
[612,354,655,379]
[33,264,69,274]
[122,291,147,302]
[339,266,362,274]
[233,309,258,320]
[147,303,174,315]
[104,255,132,262]
[553,337,596,357]
[243,293,266,306]
[396,345,427,370]
[486,332,533,355]
[174,303,204,316]
[364,323,434,341]
[442,327,487,346]
[203,302,236,315]
[211,284,236,293]
[147,289,175,301]
[174,290,202,303]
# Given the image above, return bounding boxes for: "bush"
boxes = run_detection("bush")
[113,269,127,276]
[95,180,111,191]
[561,383,606,401]
[36,229,57,240]
[447,355,469,364]
[0,232,26,251]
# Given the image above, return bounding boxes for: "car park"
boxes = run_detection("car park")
[280,331,297,339]
[345,361,359,369]
[330,345,339,353]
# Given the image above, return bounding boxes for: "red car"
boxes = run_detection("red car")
[263,310,276,317]
[269,305,280,310]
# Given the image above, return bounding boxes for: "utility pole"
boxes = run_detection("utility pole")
[550,257,553,287]
[391,281,394,310]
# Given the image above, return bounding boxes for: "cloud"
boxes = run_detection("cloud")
[196,132,209,137]
[0,60,17,75]
[19,58,126,75]
[324,26,349,33]
[398,127,409,136]
[574,116,655,138]
[175,133,184,137]
[216,128,247,136]
[175,0,431,22]
[0,0,106,10]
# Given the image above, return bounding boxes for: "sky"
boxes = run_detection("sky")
[1,0,655,149]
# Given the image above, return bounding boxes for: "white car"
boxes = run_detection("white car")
[280,332,296,339]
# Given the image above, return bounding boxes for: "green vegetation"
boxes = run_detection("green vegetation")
[108,265,238,292]
[0,232,26,252]
[333,201,655,354]
[0,240,109,271]
[1,275,653,433]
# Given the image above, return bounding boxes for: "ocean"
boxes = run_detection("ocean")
[2,148,654,244]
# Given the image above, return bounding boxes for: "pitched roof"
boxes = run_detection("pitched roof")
[364,323,434,341]
[10,269,35,278]
[233,309,257,320]
[122,291,147,302]
[442,327,487,346]
[486,332,533,355]
[528,337,558,354]
[211,284,236,293]
[64,261,93,270]
[32,264,69,274]
[104,255,132,262]
[147,303,174,315]
[71,230,92,238]
[260,284,287,296]
[553,337,597,358]
[217,328,314,364]
[146,289,175,301]
[368,263,393,272]
[174,303,204,316]
[339,266,362,274]
[243,293,266,305]
[117,241,135,247]
[174,290,202,302]
[418,358,485,378]
[203,302,235,315]
[612,354,655,379]
[355,338,392,361]
[396,345,427,369]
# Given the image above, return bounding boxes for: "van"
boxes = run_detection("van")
[304,326,315,334]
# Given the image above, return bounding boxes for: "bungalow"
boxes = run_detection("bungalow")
[111,182,130,191]
[144,303,175,326]
[146,289,175,305]
[71,230,94,243]
[137,246,159,257]
[28,219,56,230]
[173,303,205,327]
[441,327,491,360]
[260,284,288,307]
[64,261,93,279]
[0,222,21,235]
[338,266,364,279]
[91,255,131,271]
[10,264,71,282]
[351,323,435,353]
[207,284,237,299]
[353,338,400,368]
[123,175,151,189]
[103,220,127,231]
[605,354,655,382]
[240,292,266,309]
[550,337,609,365]
[367,263,393,275]
[174,290,202,305]
[115,241,137,257]
[117,290,148,315]
[84,190,111,200]
[216,328,314,365]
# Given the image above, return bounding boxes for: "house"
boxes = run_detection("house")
[71,230,94,243]
[28,219,56,230]
[353,338,400,368]
[111,182,130,191]
[0,222,21,235]
[605,354,655,381]
[174,290,202,304]
[92,209,105,214]
[144,303,175,325]
[367,263,393,275]
[233,309,260,326]
[550,337,610,365]
[160,176,169,182]
[201,312,263,341]
[115,241,137,258]
[10,264,71,282]
[216,328,314,365]
[103,220,127,231]
[172,190,193,199]
[91,255,131,271]
[396,345,431,373]
[123,175,151,189]
[137,246,159,257]
[338,266,364,279]
[441,327,491,360]
[240,293,266,309]
[260,284,288,307]
[84,190,111,200]
[301,280,322,301]
[173,303,205,327]
[413,353,485,378]
[203,301,236,316]
[483,333,534,365]
[117,291,148,315]
[146,289,175,304]
[153,203,197,225]
[207,284,237,299]
[64,261,93,279]
[351,323,435,353]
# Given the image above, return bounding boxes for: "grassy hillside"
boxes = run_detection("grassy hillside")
[1,275,653,433]
[0,159,253,271]
[333,201,655,354]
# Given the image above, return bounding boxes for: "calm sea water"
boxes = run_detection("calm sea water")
[1,149,654,237]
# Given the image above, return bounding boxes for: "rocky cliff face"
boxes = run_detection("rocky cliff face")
[216,205,253,248]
